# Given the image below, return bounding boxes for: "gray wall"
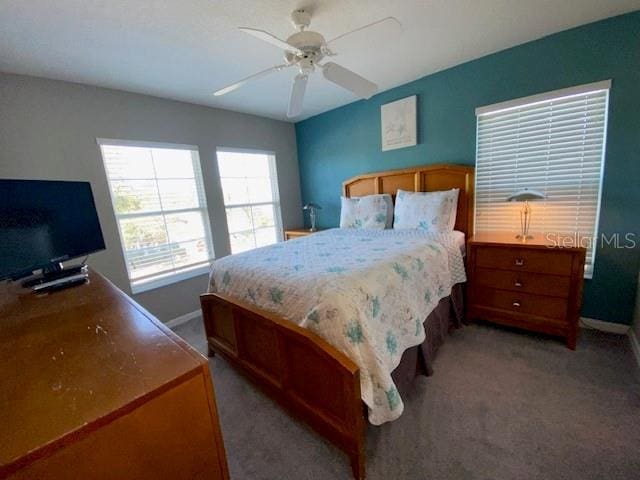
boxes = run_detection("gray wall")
[0,73,302,322]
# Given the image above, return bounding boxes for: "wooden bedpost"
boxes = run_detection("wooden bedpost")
[200,292,367,479]
[350,442,366,480]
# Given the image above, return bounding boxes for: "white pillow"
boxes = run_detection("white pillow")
[340,194,391,229]
[393,189,459,232]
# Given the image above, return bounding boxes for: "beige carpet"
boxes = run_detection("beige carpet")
[173,319,640,480]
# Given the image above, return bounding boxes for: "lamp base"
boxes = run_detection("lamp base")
[515,234,534,241]
[517,203,534,241]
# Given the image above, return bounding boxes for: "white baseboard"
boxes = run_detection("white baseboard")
[629,329,640,369]
[579,317,630,334]
[165,309,201,329]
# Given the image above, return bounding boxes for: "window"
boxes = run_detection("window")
[98,139,214,293]
[475,80,610,278]
[216,148,282,254]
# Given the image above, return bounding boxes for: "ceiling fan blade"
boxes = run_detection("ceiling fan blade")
[214,63,291,96]
[322,62,377,99]
[326,17,401,45]
[238,27,304,55]
[287,74,308,118]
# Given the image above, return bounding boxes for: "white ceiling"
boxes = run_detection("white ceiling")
[1,0,638,122]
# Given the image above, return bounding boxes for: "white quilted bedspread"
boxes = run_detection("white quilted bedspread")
[209,228,466,425]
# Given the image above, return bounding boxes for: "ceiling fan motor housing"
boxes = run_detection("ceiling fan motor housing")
[286,31,325,52]
[285,30,326,72]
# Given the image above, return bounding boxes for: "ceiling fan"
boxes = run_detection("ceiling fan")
[214,9,401,118]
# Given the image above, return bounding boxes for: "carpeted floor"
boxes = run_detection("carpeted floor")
[173,319,640,480]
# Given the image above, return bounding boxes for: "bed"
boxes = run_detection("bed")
[200,164,474,479]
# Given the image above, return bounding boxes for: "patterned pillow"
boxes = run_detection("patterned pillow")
[393,189,459,231]
[340,194,390,229]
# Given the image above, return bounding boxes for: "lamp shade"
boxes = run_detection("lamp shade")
[507,188,545,202]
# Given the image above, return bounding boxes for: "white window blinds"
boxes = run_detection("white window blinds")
[475,80,610,277]
[98,140,214,293]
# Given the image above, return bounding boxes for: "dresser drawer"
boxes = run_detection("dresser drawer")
[472,287,568,321]
[475,268,572,298]
[475,246,574,276]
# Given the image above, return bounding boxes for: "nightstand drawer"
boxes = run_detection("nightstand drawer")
[475,246,574,276]
[475,268,572,298]
[473,287,568,321]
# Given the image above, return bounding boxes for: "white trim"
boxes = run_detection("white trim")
[165,309,202,329]
[216,146,276,156]
[588,87,610,280]
[580,316,630,334]
[131,264,211,294]
[96,138,198,151]
[629,329,640,369]
[117,206,205,220]
[223,201,278,209]
[475,79,611,116]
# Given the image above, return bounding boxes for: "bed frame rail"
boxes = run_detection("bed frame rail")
[200,292,366,479]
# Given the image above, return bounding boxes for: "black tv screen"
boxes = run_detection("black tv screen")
[0,180,106,280]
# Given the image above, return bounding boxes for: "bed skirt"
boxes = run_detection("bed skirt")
[391,283,465,394]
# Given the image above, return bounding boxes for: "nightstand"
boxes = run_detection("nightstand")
[467,232,586,349]
[284,228,324,240]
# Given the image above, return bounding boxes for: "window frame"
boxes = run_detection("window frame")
[473,80,610,279]
[216,147,284,254]
[97,138,215,293]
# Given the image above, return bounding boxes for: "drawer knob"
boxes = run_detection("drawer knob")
[514,281,523,288]
[515,258,525,266]
[512,301,521,308]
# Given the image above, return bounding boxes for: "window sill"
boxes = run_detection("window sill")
[130,264,211,294]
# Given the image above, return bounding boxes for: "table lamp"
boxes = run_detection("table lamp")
[303,203,322,231]
[507,188,545,240]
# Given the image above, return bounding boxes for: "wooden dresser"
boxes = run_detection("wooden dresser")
[0,270,229,479]
[467,233,586,349]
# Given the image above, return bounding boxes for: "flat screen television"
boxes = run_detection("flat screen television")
[0,179,106,281]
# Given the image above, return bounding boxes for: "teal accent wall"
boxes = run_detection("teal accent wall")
[296,12,640,325]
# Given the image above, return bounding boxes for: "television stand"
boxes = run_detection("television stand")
[22,264,88,288]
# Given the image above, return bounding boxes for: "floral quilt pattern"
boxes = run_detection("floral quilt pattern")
[209,228,465,425]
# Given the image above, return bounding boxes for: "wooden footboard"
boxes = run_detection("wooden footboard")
[200,292,366,479]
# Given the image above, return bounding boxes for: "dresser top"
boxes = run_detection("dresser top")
[470,232,586,251]
[0,270,204,471]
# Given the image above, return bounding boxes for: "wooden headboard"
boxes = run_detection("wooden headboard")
[342,164,475,237]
